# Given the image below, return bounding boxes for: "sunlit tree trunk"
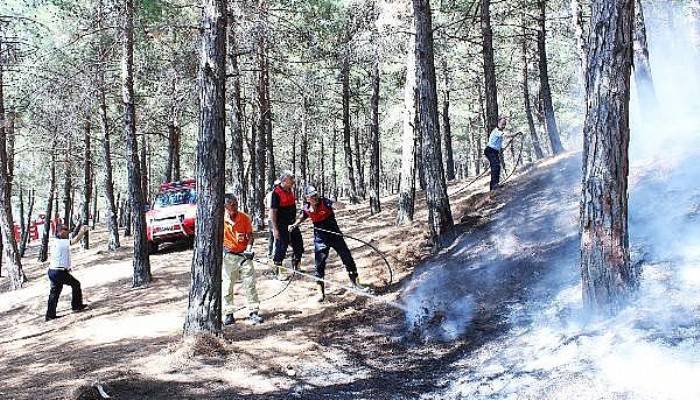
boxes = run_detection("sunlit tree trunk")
[227,8,246,207]
[413,0,454,247]
[341,49,359,203]
[184,0,227,336]
[580,0,637,314]
[441,64,456,181]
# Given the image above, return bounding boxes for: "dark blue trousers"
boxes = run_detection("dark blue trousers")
[314,234,357,280]
[484,147,501,191]
[273,224,304,264]
[46,269,83,318]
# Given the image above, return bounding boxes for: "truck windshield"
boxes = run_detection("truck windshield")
[153,189,197,209]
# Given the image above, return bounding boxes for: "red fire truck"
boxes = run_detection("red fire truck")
[146,179,197,254]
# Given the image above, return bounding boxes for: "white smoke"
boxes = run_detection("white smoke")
[413,3,700,399]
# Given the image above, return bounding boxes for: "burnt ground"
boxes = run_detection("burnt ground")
[0,153,625,400]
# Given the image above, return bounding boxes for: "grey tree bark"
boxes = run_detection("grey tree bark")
[184,0,227,336]
[341,49,359,204]
[397,32,417,226]
[441,63,456,181]
[122,0,151,287]
[580,0,637,314]
[413,0,454,247]
[0,68,24,288]
[369,43,381,215]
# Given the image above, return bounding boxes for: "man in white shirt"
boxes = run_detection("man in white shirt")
[45,224,89,321]
[484,117,508,191]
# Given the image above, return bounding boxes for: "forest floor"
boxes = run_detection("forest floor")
[2,150,699,400]
[0,156,508,400]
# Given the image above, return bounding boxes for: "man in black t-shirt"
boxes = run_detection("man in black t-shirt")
[269,171,304,277]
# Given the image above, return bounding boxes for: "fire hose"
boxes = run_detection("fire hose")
[232,226,395,312]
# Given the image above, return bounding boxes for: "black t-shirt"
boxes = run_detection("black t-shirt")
[270,189,297,225]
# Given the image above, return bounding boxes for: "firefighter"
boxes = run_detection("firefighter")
[269,171,304,278]
[484,116,508,191]
[45,224,90,321]
[222,194,263,325]
[290,185,368,302]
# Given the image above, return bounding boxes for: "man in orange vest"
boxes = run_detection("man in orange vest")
[222,194,263,325]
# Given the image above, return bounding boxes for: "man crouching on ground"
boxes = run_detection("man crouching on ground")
[45,224,90,321]
[222,194,263,325]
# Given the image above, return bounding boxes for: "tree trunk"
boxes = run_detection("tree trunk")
[521,26,545,160]
[184,0,226,336]
[254,109,267,229]
[537,0,565,155]
[331,126,338,200]
[580,0,636,314]
[0,69,24,288]
[39,142,56,263]
[140,133,149,203]
[571,0,588,77]
[164,123,177,183]
[62,142,73,228]
[632,0,658,113]
[82,119,92,250]
[481,0,499,132]
[300,97,309,185]
[98,42,121,251]
[19,190,35,258]
[369,45,381,215]
[122,0,151,287]
[441,64,456,181]
[397,32,417,226]
[341,52,359,203]
[413,0,454,247]
[227,9,246,207]
[353,123,366,199]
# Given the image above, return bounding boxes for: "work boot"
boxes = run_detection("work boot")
[248,311,264,325]
[73,303,89,312]
[291,259,303,273]
[45,315,62,322]
[315,282,326,303]
[349,276,370,292]
[224,313,236,325]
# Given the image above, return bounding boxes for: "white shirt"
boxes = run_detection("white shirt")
[50,239,72,270]
[487,128,504,151]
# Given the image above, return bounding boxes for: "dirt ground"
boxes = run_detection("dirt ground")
[0,161,541,400]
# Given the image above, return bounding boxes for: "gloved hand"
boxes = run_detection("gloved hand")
[288,224,298,232]
[242,250,255,260]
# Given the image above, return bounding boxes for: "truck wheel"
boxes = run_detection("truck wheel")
[148,241,159,255]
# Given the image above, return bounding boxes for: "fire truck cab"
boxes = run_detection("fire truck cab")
[146,179,197,254]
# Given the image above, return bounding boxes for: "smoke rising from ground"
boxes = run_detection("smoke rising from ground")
[403,3,700,398]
